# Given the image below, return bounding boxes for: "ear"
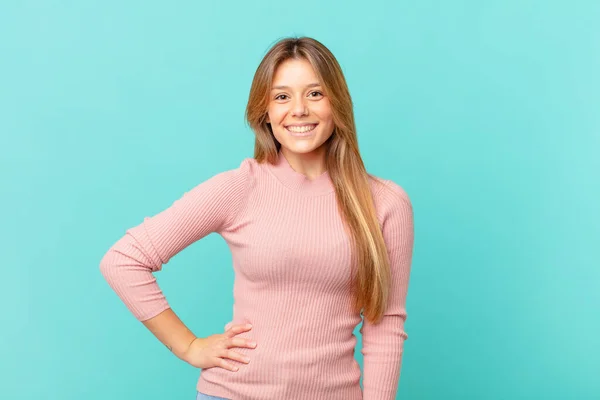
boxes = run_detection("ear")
[266,114,270,123]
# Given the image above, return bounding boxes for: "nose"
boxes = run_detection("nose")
[291,97,308,117]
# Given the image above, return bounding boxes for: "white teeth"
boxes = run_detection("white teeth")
[286,124,317,133]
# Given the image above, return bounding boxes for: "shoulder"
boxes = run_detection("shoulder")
[187,157,259,231]
[367,175,414,248]
[223,156,259,177]
[211,157,259,186]
[183,157,259,202]
[368,174,412,214]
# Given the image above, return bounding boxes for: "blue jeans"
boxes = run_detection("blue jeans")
[196,391,230,400]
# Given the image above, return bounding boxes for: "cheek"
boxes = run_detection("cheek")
[312,103,333,121]
[268,108,286,124]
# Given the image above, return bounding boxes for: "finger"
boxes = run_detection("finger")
[218,357,239,372]
[221,349,251,364]
[228,337,257,349]
[224,323,252,338]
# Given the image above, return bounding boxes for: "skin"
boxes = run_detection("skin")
[142,308,256,372]
[266,58,336,180]
[140,58,335,373]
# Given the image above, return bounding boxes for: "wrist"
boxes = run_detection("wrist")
[177,336,201,362]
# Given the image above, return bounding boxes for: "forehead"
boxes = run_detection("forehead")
[272,58,320,86]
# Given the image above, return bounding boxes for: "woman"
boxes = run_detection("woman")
[100,36,414,400]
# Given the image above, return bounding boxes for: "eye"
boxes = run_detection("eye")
[275,94,288,100]
[309,91,323,98]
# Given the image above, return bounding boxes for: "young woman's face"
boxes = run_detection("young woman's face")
[266,58,335,157]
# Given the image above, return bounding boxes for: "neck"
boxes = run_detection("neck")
[280,146,328,181]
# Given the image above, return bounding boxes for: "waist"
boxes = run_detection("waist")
[196,299,363,398]
[196,353,362,400]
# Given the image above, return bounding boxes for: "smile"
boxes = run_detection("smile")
[286,124,318,136]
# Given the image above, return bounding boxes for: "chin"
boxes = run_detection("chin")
[279,141,327,155]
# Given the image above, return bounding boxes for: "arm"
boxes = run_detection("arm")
[99,159,251,350]
[142,308,197,360]
[360,181,414,399]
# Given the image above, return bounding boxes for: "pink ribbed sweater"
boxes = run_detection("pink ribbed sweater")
[100,149,414,400]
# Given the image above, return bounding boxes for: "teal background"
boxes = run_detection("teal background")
[1,1,598,399]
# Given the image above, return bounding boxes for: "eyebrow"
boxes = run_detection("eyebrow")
[271,83,322,90]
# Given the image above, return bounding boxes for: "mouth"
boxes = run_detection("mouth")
[285,123,318,136]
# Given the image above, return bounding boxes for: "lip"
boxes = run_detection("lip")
[285,123,319,127]
[285,123,318,137]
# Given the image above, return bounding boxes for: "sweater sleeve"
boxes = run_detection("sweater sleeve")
[99,159,252,321]
[360,180,414,399]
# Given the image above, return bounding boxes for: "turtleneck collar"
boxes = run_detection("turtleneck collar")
[266,149,335,196]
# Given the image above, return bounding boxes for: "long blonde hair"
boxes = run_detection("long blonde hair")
[245,36,390,324]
